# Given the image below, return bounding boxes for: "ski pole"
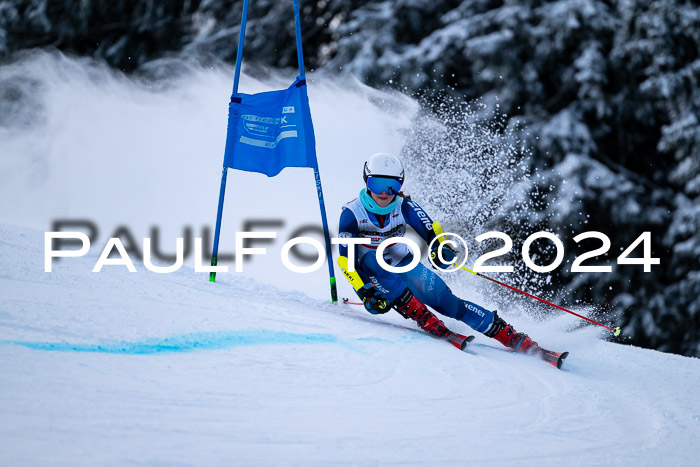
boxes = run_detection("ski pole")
[432,222,621,336]
[343,298,363,306]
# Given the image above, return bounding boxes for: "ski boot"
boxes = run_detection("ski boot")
[394,288,450,337]
[484,310,540,354]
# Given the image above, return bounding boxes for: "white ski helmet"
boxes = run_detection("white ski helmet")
[363,153,405,185]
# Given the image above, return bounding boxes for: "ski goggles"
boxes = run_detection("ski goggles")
[366,176,402,195]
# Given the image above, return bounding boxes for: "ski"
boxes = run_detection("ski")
[343,297,474,351]
[533,347,569,369]
[444,332,475,351]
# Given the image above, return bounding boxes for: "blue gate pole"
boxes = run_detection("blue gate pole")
[209,167,228,282]
[293,0,305,78]
[294,0,337,302]
[232,0,250,96]
[314,166,338,302]
[210,0,250,282]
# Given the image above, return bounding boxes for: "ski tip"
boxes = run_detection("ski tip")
[538,348,569,369]
[614,327,621,337]
[460,335,476,350]
[556,351,569,369]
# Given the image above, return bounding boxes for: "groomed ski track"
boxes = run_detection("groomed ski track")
[1,225,698,466]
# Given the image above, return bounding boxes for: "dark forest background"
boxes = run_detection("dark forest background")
[1,0,698,356]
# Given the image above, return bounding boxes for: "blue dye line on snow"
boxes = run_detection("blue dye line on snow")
[0,330,354,355]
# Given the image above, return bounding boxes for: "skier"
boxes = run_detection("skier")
[338,152,540,354]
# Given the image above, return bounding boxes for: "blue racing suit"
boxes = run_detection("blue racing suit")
[338,192,495,333]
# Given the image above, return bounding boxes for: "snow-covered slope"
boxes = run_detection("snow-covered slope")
[1,52,699,465]
[1,223,699,466]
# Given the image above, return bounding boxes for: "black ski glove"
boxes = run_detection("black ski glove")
[357,283,391,314]
[430,241,457,270]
